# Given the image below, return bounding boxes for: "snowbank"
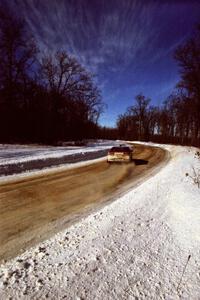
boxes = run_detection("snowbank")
[0,141,117,166]
[0,143,200,299]
[0,140,118,177]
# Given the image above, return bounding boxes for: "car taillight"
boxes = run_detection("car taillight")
[108,151,114,155]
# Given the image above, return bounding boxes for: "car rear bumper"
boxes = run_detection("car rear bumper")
[107,155,131,162]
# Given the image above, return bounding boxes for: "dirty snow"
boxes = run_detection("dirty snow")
[0,143,200,299]
[0,140,117,166]
[0,140,119,178]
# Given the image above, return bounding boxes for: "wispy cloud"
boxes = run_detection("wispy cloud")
[6,0,200,126]
[10,0,164,71]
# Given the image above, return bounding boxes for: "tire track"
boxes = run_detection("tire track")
[0,144,168,262]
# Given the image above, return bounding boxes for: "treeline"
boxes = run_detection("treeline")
[117,25,200,147]
[0,6,104,144]
[1,6,199,146]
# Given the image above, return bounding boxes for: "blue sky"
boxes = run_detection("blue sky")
[6,0,200,127]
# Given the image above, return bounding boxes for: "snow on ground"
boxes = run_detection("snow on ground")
[0,140,120,178]
[1,143,200,299]
[0,156,107,183]
[0,140,117,166]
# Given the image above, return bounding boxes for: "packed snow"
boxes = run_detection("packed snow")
[0,143,200,299]
[0,140,120,177]
[0,140,117,166]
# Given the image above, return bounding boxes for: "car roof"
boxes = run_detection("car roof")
[110,146,131,152]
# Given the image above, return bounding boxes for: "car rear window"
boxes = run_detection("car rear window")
[110,147,131,152]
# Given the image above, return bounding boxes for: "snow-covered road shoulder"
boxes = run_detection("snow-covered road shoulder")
[0,140,118,178]
[1,143,200,299]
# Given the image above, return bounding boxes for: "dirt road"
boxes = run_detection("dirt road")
[0,144,169,262]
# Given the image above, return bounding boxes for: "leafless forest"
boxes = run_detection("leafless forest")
[117,25,200,146]
[0,5,200,146]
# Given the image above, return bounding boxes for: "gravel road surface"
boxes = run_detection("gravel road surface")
[0,144,168,262]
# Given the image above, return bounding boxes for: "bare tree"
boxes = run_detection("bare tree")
[117,94,152,141]
[41,51,104,141]
[0,4,37,141]
[42,51,103,119]
[0,6,105,143]
[174,24,200,145]
[130,94,151,140]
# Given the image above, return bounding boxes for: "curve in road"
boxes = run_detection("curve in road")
[0,144,169,262]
